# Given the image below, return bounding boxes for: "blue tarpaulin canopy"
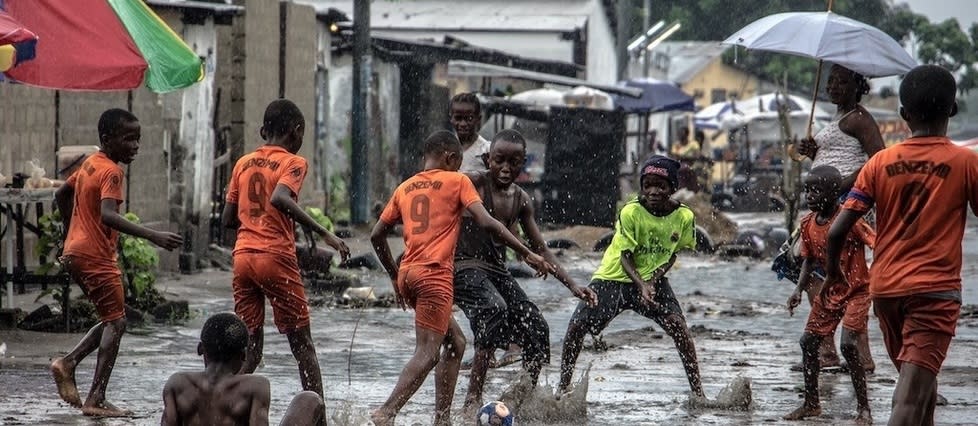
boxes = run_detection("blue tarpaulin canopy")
[612,78,695,113]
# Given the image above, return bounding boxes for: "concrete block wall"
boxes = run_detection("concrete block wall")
[241,0,280,155]
[282,1,323,207]
[0,85,56,179]
[2,1,323,272]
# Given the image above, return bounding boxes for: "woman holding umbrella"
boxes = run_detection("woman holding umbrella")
[798,64,885,192]
[796,63,884,373]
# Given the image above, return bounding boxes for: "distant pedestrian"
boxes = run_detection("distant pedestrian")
[450,92,491,172]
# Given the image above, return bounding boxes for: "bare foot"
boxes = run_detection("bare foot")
[50,357,82,407]
[370,409,394,426]
[855,407,872,424]
[783,404,821,420]
[81,401,133,418]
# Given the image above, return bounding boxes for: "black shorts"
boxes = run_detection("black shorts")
[454,267,550,366]
[569,278,684,336]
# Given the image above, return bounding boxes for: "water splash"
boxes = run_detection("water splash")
[686,376,754,411]
[506,367,590,423]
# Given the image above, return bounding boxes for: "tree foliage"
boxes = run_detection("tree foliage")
[627,0,978,93]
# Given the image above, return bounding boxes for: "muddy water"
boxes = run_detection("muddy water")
[3,214,978,425]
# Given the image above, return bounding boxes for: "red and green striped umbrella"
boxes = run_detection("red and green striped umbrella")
[1,0,203,93]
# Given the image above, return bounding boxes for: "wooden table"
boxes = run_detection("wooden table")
[0,188,71,318]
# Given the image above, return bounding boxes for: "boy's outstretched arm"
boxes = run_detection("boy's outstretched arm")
[825,209,862,288]
[787,257,814,316]
[518,196,597,305]
[55,183,74,231]
[270,184,350,262]
[370,219,405,310]
[221,202,240,230]
[99,199,182,250]
[467,202,554,276]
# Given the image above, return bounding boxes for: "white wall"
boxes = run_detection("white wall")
[179,18,216,225]
[586,0,618,84]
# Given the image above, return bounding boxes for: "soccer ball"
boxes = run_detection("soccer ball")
[476,401,515,426]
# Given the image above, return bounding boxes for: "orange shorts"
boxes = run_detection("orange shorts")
[873,294,960,376]
[62,255,125,322]
[397,264,454,335]
[232,253,309,334]
[805,285,871,335]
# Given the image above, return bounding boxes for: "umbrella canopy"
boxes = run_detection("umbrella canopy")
[1,0,203,93]
[694,92,831,130]
[508,88,568,107]
[612,78,695,113]
[564,86,614,110]
[722,11,916,78]
[0,10,33,45]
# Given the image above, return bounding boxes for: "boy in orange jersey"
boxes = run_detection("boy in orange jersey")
[369,130,554,426]
[785,166,874,423]
[51,108,183,417]
[826,65,976,426]
[221,99,350,407]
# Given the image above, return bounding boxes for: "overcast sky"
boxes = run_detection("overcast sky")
[899,0,978,29]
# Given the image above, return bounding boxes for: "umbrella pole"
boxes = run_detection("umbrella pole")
[789,59,825,162]
[807,59,824,139]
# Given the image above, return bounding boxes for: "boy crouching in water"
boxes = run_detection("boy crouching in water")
[785,165,874,423]
[162,313,324,426]
[558,155,704,400]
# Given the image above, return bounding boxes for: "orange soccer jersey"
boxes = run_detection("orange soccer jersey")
[844,136,978,297]
[799,211,875,306]
[379,169,483,270]
[379,169,482,334]
[226,145,308,257]
[63,151,125,262]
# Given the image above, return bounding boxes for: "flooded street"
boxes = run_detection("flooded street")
[2,215,978,425]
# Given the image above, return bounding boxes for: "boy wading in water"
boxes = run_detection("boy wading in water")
[785,166,874,423]
[221,99,350,411]
[455,130,597,415]
[370,131,554,426]
[162,313,324,426]
[558,155,704,400]
[827,65,975,426]
[52,108,183,417]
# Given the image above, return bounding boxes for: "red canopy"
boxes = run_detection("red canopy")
[0,10,34,45]
[3,0,147,90]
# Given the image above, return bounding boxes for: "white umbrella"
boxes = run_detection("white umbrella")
[508,88,567,107]
[563,86,614,110]
[694,93,830,130]
[722,11,916,78]
[722,4,916,158]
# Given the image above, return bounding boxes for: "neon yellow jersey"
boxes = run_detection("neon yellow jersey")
[592,199,696,283]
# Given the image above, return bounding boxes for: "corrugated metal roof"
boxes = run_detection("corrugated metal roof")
[295,0,593,32]
[646,41,730,84]
[145,0,243,14]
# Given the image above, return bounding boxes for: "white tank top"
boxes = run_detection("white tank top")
[811,110,867,177]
